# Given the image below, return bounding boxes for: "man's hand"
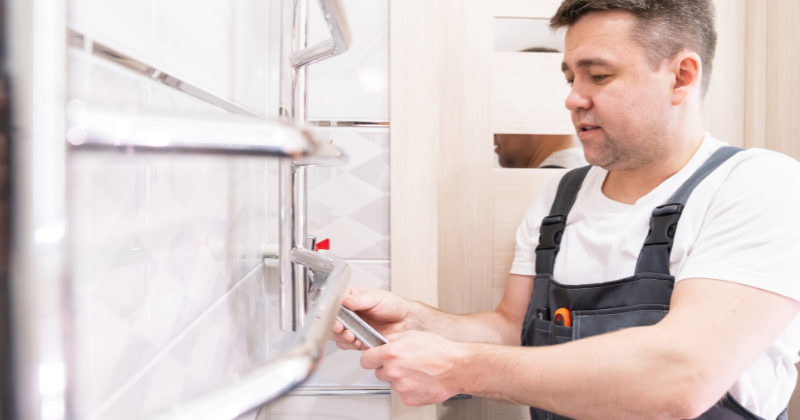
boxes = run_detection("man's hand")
[360,331,467,406]
[332,287,413,350]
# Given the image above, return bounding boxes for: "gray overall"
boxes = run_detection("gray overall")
[520,147,789,420]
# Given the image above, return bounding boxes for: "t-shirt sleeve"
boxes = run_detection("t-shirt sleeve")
[676,153,800,302]
[510,175,562,276]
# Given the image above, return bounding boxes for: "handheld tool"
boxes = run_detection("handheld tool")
[338,306,389,348]
[554,308,572,327]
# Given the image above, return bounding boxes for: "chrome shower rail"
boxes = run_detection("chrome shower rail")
[145,250,351,420]
[279,0,352,332]
[67,29,264,119]
[64,105,348,159]
[290,0,352,68]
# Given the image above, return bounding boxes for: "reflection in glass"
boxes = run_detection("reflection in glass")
[494,134,587,169]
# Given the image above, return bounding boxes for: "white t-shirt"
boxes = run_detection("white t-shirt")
[511,134,800,420]
[539,147,589,169]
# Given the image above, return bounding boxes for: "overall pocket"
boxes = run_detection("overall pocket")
[551,324,573,345]
[532,318,550,346]
[572,304,669,341]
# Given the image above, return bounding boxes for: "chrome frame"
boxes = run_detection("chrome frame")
[279,0,352,332]
[146,251,351,420]
[4,0,355,418]
[5,1,69,420]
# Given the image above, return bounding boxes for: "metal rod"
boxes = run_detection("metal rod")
[306,120,390,128]
[286,388,391,397]
[66,29,264,120]
[65,105,325,158]
[146,251,352,420]
[5,1,69,420]
[289,0,352,69]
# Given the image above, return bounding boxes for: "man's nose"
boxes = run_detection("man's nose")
[565,85,592,112]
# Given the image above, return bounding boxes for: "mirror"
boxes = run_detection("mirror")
[493,18,585,169]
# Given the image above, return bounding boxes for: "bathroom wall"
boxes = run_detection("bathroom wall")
[263,0,391,418]
[64,0,390,419]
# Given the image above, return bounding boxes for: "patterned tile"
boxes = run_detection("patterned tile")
[303,128,390,260]
[69,151,268,418]
[85,267,269,420]
[263,395,391,420]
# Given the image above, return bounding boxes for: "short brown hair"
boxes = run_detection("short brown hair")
[551,0,717,95]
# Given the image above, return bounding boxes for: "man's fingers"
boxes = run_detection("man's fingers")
[341,287,381,312]
[374,366,390,383]
[333,320,344,334]
[360,347,385,370]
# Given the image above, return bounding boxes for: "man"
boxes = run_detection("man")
[494,132,587,169]
[333,1,800,419]
[494,47,589,170]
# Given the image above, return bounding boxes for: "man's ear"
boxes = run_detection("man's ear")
[671,52,702,106]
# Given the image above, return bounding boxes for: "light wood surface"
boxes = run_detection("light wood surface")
[390,1,440,418]
[434,1,494,418]
[493,52,574,135]
[745,0,767,149]
[494,0,562,19]
[765,0,800,161]
[492,169,566,307]
[766,0,800,411]
[703,0,747,148]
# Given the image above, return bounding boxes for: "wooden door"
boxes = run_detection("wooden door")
[390,0,800,419]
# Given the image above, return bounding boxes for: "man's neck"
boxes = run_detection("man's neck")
[527,135,577,169]
[602,130,706,205]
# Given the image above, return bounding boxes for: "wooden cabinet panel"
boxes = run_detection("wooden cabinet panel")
[494,0,562,19]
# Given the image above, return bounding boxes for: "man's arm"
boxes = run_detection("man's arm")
[362,278,800,420]
[333,274,534,349]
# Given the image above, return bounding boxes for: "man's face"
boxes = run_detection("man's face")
[494,134,537,168]
[562,10,676,171]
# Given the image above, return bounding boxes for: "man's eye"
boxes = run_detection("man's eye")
[591,75,608,83]
[566,79,575,86]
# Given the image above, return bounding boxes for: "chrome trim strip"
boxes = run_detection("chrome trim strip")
[146,252,351,420]
[286,389,391,397]
[67,29,264,119]
[306,120,390,128]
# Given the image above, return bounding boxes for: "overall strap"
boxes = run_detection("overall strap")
[535,166,592,275]
[635,146,744,275]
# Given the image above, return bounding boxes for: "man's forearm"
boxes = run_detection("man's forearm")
[407,302,521,345]
[452,326,719,420]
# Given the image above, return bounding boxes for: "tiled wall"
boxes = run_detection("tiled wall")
[64,0,389,418]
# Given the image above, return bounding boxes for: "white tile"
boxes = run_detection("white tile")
[233,0,270,115]
[267,396,391,420]
[159,0,233,99]
[309,173,383,216]
[312,217,385,259]
[69,152,268,418]
[307,0,389,121]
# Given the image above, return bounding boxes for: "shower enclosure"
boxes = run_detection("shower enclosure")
[0,0,391,419]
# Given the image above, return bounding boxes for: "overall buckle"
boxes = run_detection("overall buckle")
[643,203,684,251]
[536,215,566,252]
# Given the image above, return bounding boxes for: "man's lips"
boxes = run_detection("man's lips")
[577,125,602,139]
